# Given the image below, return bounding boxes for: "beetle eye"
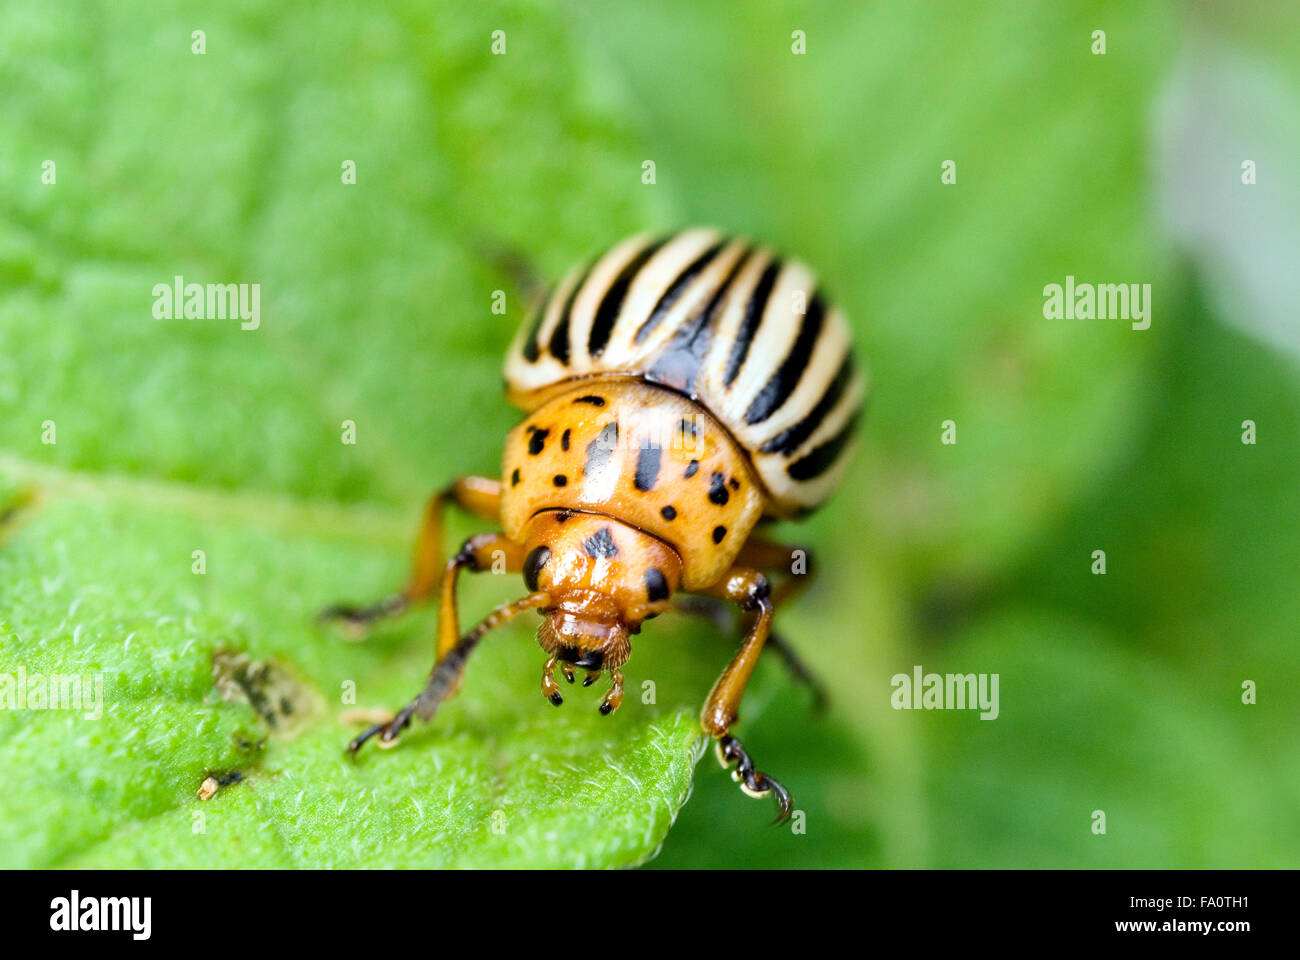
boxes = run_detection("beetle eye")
[523,545,551,592]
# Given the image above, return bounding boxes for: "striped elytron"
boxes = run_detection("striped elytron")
[325,228,866,822]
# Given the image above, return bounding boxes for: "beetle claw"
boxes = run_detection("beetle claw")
[715,734,792,824]
[347,707,415,756]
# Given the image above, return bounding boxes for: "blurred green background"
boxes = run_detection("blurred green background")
[1,0,1297,868]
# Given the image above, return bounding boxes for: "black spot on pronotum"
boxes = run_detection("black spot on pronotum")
[708,471,730,505]
[574,395,606,407]
[729,478,740,490]
[712,525,727,544]
[634,443,662,491]
[561,429,570,451]
[511,468,521,486]
[584,421,619,476]
[554,509,574,523]
[660,505,677,520]
[645,568,670,602]
[524,545,551,592]
[552,474,568,487]
[582,526,619,559]
[527,427,549,455]
[684,459,700,479]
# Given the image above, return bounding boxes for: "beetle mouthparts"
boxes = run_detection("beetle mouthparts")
[558,645,604,670]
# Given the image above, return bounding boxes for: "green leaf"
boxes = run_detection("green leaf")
[0,468,709,868]
[6,0,1298,871]
[0,0,703,869]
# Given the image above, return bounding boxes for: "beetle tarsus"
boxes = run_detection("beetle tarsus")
[319,593,409,633]
[716,734,792,824]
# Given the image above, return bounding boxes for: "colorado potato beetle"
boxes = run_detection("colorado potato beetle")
[324,228,865,820]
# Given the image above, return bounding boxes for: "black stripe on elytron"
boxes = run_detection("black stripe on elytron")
[744,290,827,425]
[787,410,861,481]
[588,238,669,358]
[646,247,753,395]
[521,288,555,362]
[573,395,606,406]
[634,443,662,491]
[633,239,727,345]
[547,263,594,365]
[583,421,619,476]
[724,258,780,386]
[759,351,855,455]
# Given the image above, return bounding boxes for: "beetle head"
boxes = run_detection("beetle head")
[534,591,630,714]
[521,511,679,714]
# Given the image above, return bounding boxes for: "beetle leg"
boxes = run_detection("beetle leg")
[318,476,502,631]
[734,537,825,711]
[674,593,828,713]
[696,567,793,823]
[434,532,526,662]
[349,590,549,755]
[353,529,525,750]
